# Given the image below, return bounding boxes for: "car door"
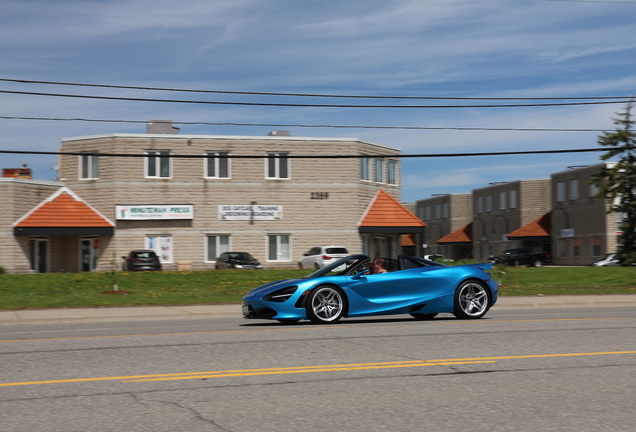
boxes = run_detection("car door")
[409,266,457,307]
[345,269,417,315]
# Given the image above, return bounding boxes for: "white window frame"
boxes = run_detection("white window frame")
[265,152,290,179]
[146,235,173,263]
[206,234,231,262]
[204,152,231,179]
[79,153,99,180]
[360,157,370,182]
[145,150,172,178]
[387,160,398,185]
[267,234,291,261]
[374,158,384,183]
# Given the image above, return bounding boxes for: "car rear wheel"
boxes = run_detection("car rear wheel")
[306,285,345,324]
[298,262,303,269]
[453,280,491,319]
[410,313,438,321]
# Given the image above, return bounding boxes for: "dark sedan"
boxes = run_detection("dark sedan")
[122,250,162,271]
[216,252,264,269]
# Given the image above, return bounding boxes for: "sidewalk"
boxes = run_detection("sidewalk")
[1,295,636,326]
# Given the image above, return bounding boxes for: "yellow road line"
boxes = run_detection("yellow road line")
[2,316,634,344]
[2,351,635,388]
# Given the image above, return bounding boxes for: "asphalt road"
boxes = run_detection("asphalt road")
[2,306,636,432]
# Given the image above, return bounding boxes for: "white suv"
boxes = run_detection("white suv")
[298,246,349,269]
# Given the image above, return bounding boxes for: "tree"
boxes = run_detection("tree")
[592,100,636,266]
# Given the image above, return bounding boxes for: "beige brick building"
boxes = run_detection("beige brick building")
[1,131,412,273]
[550,163,618,265]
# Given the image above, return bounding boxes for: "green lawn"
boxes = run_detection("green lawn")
[0,266,634,310]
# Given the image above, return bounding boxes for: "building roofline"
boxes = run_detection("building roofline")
[61,133,400,151]
[0,178,63,187]
[550,162,614,176]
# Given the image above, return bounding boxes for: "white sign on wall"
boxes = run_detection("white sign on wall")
[560,228,575,238]
[116,205,194,220]
[219,205,283,221]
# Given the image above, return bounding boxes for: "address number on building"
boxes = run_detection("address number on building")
[310,192,329,200]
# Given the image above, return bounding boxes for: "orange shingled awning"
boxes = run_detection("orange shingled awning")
[507,213,551,239]
[13,187,114,236]
[437,222,473,244]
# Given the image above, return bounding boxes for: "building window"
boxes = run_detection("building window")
[268,234,290,261]
[572,237,581,258]
[509,190,517,209]
[499,192,506,210]
[442,202,449,218]
[435,203,441,219]
[591,236,601,257]
[557,238,567,258]
[425,206,431,220]
[476,196,483,213]
[374,158,384,183]
[80,153,99,179]
[417,206,424,220]
[485,195,493,212]
[569,179,579,200]
[360,157,370,181]
[205,152,230,178]
[589,182,600,198]
[206,235,230,261]
[146,150,171,178]
[266,152,290,179]
[556,181,566,202]
[146,235,172,263]
[387,160,397,185]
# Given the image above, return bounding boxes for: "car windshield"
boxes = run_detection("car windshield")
[597,253,615,261]
[133,251,156,258]
[229,253,255,260]
[303,255,369,279]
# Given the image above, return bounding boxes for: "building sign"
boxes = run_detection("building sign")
[560,228,575,238]
[219,205,283,221]
[116,205,194,220]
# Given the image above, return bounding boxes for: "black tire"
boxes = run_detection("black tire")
[306,285,346,324]
[453,280,491,319]
[298,262,303,269]
[410,313,438,321]
[314,262,321,269]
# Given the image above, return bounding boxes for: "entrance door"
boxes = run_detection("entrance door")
[81,238,99,272]
[30,238,49,273]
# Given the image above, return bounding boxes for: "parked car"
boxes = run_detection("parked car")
[587,253,635,267]
[243,254,498,324]
[491,248,551,267]
[298,246,349,269]
[216,252,263,269]
[122,250,162,271]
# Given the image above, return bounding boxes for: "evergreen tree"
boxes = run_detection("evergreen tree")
[592,101,636,266]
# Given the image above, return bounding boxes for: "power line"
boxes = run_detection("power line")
[1,78,633,101]
[0,89,629,108]
[0,147,626,159]
[0,116,611,132]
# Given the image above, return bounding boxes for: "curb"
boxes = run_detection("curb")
[1,295,635,326]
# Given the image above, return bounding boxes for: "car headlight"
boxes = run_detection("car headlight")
[234,264,244,268]
[263,286,298,303]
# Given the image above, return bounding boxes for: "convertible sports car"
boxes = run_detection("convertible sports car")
[242,255,498,324]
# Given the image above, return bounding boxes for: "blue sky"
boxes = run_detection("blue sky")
[1,0,635,202]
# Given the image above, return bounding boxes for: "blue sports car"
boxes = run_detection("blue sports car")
[242,255,498,324]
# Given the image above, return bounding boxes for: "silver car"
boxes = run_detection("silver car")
[298,246,349,269]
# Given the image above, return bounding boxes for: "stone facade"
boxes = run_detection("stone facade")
[415,194,472,259]
[472,179,551,260]
[551,163,617,266]
[53,133,401,272]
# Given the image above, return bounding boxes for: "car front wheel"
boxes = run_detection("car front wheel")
[453,280,491,319]
[306,285,345,324]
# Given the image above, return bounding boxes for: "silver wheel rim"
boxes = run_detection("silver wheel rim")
[311,287,343,322]
[458,282,488,317]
